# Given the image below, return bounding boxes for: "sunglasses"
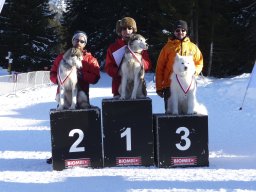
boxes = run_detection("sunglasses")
[122,27,133,31]
[75,39,86,44]
[175,29,186,33]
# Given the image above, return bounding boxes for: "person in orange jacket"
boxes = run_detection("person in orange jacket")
[47,30,100,164]
[105,17,152,98]
[155,20,203,111]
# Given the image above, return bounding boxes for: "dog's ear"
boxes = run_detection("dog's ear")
[129,34,136,41]
[63,48,71,59]
[70,48,76,57]
[176,53,181,57]
[175,53,182,60]
[128,34,136,46]
[70,48,82,57]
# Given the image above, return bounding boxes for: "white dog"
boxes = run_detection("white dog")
[167,53,206,115]
[57,48,89,110]
[119,34,148,99]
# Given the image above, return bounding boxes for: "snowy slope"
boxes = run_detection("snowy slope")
[0,70,256,192]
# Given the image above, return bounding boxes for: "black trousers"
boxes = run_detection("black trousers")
[162,88,170,112]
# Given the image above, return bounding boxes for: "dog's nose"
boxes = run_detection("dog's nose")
[184,66,188,70]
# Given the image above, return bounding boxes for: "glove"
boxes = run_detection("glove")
[163,88,170,98]
[142,79,147,96]
[77,69,83,80]
[156,90,164,98]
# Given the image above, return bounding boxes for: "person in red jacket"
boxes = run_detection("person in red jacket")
[50,30,100,103]
[47,30,100,164]
[105,17,152,98]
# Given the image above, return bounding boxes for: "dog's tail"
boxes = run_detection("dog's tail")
[195,102,208,115]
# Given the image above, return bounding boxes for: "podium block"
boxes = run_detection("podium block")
[153,114,209,168]
[102,98,154,167]
[50,107,103,171]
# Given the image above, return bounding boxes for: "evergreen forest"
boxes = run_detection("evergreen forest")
[0,0,255,77]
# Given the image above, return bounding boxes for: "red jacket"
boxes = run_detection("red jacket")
[50,50,100,96]
[105,38,152,96]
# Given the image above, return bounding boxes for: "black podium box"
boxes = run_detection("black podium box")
[153,114,209,168]
[102,98,154,167]
[50,107,103,171]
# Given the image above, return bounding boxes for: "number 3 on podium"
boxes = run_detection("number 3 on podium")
[175,127,191,151]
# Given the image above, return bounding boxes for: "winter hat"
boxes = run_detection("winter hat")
[173,20,188,31]
[116,17,137,36]
[72,30,88,45]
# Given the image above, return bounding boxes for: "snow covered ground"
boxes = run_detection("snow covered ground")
[1,67,256,192]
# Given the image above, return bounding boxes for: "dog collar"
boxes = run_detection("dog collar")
[127,45,143,66]
[57,66,75,85]
[176,74,194,94]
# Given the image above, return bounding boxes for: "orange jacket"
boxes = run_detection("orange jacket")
[155,37,203,91]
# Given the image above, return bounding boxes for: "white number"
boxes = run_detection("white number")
[175,127,191,151]
[121,127,131,151]
[69,129,85,153]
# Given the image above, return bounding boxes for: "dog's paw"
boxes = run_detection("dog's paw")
[131,94,137,100]
[186,112,197,115]
[137,95,146,99]
[113,95,120,100]
[187,110,197,115]
[130,96,137,100]
[172,111,179,115]
[57,105,64,110]
[119,95,126,100]
[69,104,76,110]
[78,102,90,109]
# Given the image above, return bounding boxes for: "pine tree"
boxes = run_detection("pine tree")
[0,0,62,72]
[233,0,256,73]
[63,0,128,69]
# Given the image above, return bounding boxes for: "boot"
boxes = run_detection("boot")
[46,157,52,164]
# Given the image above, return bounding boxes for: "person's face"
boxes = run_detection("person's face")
[121,26,134,41]
[174,28,187,40]
[73,35,86,50]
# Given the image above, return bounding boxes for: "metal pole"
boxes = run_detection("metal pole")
[239,63,256,110]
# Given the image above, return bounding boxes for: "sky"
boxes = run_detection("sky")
[1,67,256,192]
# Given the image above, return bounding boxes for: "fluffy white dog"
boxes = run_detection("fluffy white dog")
[167,53,207,115]
[119,34,148,99]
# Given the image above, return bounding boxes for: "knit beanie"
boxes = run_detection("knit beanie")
[116,17,137,36]
[173,20,188,31]
[72,30,88,45]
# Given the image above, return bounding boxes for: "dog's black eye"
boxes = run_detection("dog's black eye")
[181,62,184,65]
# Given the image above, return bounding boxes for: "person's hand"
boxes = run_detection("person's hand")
[156,90,164,98]
[163,88,170,98]
[77,69,83,80]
